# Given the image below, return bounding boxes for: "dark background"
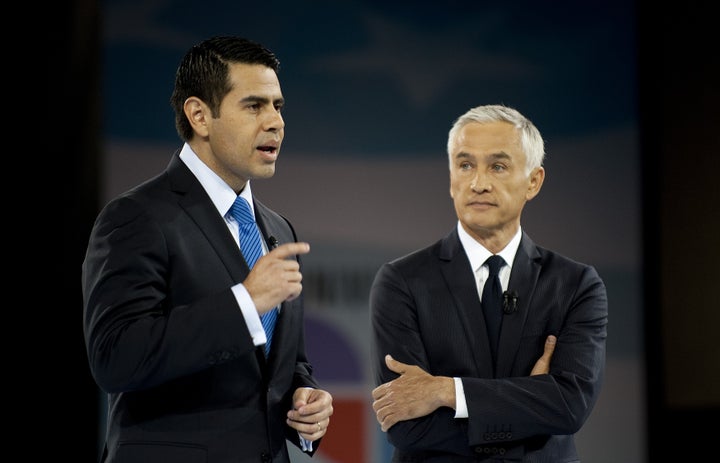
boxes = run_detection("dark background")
[50,0,718,461]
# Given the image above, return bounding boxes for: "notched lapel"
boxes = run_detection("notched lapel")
[439,232,495,376]
[182,191,251,280]
[169,156,250,281]
[495,234,542,376]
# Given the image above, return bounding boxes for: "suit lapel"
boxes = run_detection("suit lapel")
[166,155,250,282]
[495,232,542,377]
[253,199,294,248]
[439,230,495,376]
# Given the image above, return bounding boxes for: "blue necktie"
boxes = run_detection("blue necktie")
[482,255,505,365]
[229,196,278,356]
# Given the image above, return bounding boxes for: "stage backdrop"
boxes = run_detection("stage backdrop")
[99,1,643,462]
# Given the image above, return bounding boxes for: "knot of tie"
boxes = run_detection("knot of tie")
[229,196,254,224]
[485,254,505,277]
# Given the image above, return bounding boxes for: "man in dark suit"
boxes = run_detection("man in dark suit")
[370,104,607,462]
[82,36,333,463]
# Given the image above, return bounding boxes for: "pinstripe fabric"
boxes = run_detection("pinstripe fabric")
[230,196,277,356]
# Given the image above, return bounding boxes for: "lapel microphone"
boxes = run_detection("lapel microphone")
[502,291,518,314]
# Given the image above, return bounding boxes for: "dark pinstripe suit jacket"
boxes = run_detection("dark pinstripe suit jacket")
[370,228,607,462]
[83,153,320,463]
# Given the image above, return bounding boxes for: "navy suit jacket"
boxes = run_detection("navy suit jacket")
[83,153,320,463]
[370,228,607,462]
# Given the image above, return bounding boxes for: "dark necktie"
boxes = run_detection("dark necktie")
[229,196,278,356]
[482,255,505,364]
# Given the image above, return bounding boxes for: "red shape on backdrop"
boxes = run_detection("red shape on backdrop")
[318,398,366,463]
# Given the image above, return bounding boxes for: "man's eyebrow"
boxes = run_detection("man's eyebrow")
[488,151,511,161]
[453,151,511,161]
[240,95,284,105]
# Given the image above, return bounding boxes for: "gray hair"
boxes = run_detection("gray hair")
[447,104,545,175]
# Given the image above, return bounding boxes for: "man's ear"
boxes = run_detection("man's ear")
[184,96,210,138]
[526,166,545,200]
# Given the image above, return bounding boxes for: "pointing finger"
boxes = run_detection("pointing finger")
[269,242,310,259]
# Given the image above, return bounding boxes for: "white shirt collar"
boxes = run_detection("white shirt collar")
[456,222,522,273]
[178,143,255,219]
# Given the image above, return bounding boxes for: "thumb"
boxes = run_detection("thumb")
[384,354,405,374]
[543,335,557,356]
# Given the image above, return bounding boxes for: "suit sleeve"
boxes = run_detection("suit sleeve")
[371,262,475,455]
[82,196,255,393]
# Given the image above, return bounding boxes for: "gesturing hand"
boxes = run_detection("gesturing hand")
[243,242,310,313]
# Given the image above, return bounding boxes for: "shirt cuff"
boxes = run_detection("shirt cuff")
[231,283,267,346]
[299,434,314,452]
[453,377,468,418]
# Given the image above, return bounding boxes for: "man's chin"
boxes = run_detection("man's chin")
[254,164,276,179]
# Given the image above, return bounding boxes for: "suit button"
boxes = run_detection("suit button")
[260,451,270,462]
